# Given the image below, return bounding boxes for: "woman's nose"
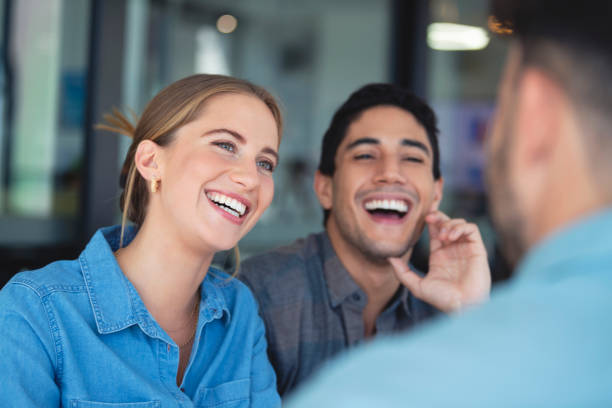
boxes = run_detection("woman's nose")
[229,160,259,190]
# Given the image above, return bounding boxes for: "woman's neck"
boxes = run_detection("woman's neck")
[115,217,214,329]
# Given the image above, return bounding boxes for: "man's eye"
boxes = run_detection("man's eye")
[354,153,374,160]
[403,156,424,163]
[257,160,275,172]
[214,141,236,152]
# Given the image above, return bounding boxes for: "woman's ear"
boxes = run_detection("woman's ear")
[134,140,161,183]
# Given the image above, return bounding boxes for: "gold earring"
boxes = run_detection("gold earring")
[151,177,160,193]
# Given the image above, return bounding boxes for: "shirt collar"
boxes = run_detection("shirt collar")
[394,285,414,317]
[199,268,232,326]
[516,207,612,281]
[321,231,413,316]
[79,226,141,335]
[80,225,230,337]
[320,232,362,308]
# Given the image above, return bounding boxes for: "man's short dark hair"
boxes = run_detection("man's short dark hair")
[492,0,612,191]
[318,84,441,179]
[316,83,441,224]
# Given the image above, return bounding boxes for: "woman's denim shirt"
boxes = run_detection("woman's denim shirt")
[0,226,280,407]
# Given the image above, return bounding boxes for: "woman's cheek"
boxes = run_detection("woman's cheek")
[261,177,275,210]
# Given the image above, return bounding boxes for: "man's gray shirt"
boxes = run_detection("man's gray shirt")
[239,231,439,397]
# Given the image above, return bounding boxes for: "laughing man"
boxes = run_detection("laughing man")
[239,84,491,396]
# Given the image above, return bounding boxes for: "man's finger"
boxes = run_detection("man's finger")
[438,218,466,234]
[425,211,450,225]
[446,222,478,241]
[426,212,447,240]
[388,257,423,297]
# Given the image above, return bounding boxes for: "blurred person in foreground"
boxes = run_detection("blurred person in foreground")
[239,83,492,396]
[287,1,612,406]
[0,74,283,406]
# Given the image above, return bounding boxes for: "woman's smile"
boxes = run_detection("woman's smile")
[205,190,251,225]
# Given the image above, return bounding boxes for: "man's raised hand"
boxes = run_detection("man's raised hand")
[389,211,491,313]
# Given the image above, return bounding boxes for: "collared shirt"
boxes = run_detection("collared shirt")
[287,208,612,407]
[0,226,280,407]
[239,231,438,397]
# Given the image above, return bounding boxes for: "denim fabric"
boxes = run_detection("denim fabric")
[0,226,280,407]
[239,231,438,396]
[287,208,612,407]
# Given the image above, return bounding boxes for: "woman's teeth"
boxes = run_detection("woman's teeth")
[206,192,247,217]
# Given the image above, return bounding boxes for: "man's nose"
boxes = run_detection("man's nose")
[373,157,405,184]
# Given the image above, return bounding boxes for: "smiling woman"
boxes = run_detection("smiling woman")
[0,74,283,407]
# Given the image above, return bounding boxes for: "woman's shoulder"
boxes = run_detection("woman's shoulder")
[0,259,86,334]
[4,258,85,299]
[3,226,124,299]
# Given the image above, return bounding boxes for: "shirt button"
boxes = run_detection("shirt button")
[180,387,185,392]
[167,344,170,352]
[352,293,361,302]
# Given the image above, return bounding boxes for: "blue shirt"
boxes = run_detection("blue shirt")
[287,208,612,407]
[0,226,280,407]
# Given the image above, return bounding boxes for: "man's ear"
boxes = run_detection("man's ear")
[313,170,333,210]
[514,68,563,169]
[134,140,161,182]
[429,177,444,212]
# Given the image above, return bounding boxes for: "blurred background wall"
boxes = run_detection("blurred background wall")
[0,0,511,287]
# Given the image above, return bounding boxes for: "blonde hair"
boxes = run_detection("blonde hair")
[98,74,283,251]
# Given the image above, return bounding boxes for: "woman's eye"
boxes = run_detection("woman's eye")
[214,141,236,152]
[257,160,275,172]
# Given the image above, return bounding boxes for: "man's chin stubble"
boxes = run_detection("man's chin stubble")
[360,241,414,266]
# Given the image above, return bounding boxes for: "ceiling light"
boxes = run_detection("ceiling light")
[427,22,490,51]
[217,14,237,34]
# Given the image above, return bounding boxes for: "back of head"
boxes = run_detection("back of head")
[492,0,612,53]
[492,0,612,196]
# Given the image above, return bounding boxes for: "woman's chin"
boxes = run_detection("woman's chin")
[204,235,242,254]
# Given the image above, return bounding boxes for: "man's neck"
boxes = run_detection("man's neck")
[325,227,412,337]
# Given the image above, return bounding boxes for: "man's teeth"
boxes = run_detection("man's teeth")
[206,192,247,217]
[364,199,408,213]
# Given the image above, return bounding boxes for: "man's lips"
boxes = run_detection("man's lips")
[361,195,414,224]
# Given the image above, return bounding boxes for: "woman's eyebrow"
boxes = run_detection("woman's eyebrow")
[204,128,278,162]
[262,147,279,162]
[203,128,245,142]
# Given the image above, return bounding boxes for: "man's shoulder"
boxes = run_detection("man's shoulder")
[240,232,327,279]
[289,275,612,406]
[238,232,329,300]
